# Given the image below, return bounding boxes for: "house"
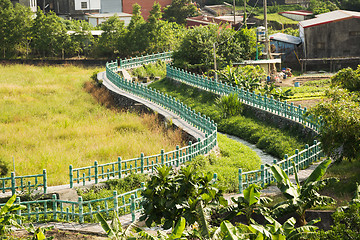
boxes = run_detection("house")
[121,0,171,20]
[11,0,37,12]
[269,32,302,63]
[299,10,360,59]
[41,0,101,19]
[87,12,132,26]
[186,15,242,28]
[279,10,313,21]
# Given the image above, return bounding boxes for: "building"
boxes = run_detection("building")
[299,10,360,59]
[11,0,37,12]
[87,12,132,26]
[186,15,242,28]
[279,10,313,21]
[40,0,101,19]
[121,0,171,20]
[269,32,302,63]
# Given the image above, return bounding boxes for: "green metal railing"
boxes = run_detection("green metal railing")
[119,52,172,69]
[0,170,47,195]
[2,51,327,223]
[165,64,324,194]
[238,140,323,193]
[1,185,144,224]
[69,59,217,187]
[166,65,322,132]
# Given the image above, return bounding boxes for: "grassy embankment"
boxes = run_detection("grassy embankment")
[0,65,185,185]
[149,78,310,159]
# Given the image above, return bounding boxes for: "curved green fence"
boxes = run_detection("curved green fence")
[1,51,326,223]
[165,65,323,193]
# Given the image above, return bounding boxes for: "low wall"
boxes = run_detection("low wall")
[100,83,198,143]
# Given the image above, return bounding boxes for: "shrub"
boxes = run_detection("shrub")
[216,93,243,118]
[317,202,360,239]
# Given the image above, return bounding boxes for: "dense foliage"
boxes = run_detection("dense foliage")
[172,25,256,73]
[140,165,226,229]
[310,66,360,162]
[0,0,183,59]
[163,0,199,24]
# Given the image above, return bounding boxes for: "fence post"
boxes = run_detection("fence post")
[176,146,180,167]
[141,153,144,174]
[260,165,265,188]
[69,165,73,188]
[11,172,15,195]
[284,154,289,175]
[118,157,122,179]
[52,194,57,221]
[305,144,309,167]
[188,141,192,160]
[295,149,299,172]
[131,195,135,222]
[238,169,243,193]
[78,196,84,223]
[16,197,22,224]
[161,149,165,165]
[94,161,98,184]
[43,169,47,194]
[113,191,118,215]
[313,140,318,162]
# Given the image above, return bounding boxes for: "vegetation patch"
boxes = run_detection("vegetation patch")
[0,65,184,185]
[149,78,308,158]
[187,133,261,193]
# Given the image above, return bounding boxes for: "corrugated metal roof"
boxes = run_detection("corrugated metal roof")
[299,10,360,28]
[279,10,313,16]
[269,33,302,45]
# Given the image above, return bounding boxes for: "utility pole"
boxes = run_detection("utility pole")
[244,0,247,27]
[213,42,217,81]
[264,0,270,60]
[233,0,236,26]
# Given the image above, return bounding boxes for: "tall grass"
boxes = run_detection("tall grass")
[0,65,184,185]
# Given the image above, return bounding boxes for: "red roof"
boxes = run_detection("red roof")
[299,10,360,28]
[279,10,313,16]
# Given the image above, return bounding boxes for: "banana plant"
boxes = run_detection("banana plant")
[137,217,186,240]
[0,194,26,236]
[223,184,272,225]
[270,158,338,226]
[249,215,319,240]
[96,211,137,240]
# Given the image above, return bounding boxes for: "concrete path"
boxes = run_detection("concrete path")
[11,69,321,235]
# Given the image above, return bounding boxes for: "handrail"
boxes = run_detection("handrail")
[0,170,47,195]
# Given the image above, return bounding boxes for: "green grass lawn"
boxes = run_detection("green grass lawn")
[255,13,299,24]
[0,65,184,185]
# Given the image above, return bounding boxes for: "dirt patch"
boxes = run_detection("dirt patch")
[274,75,331,88]
[13,229,107,240]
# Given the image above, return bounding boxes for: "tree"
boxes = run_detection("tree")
[270,159,338,226]
[31,9,70,58]
[308,0,339,14]
[173,24,245,73]
[310,66,360,162]
[0,0,32,58]
[163,0,199,25]
[96,15,126,58]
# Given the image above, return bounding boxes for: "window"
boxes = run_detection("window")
[81,2,87,9]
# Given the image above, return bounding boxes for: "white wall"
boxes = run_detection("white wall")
[75,0,101,10]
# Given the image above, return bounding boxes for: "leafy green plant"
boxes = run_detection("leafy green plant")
[215,93,243,118]
[223,184,272,225]
[96,211,137,240]
[138,217,187,240]
[0,194,26,236]
[270,159,338,226]
[249,215,319,240]
[140,165,226,229]
[25,223,54,240]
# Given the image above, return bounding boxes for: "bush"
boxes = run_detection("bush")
[0,157,9,176]
[216,93,243,118]
[317,203,360,239]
